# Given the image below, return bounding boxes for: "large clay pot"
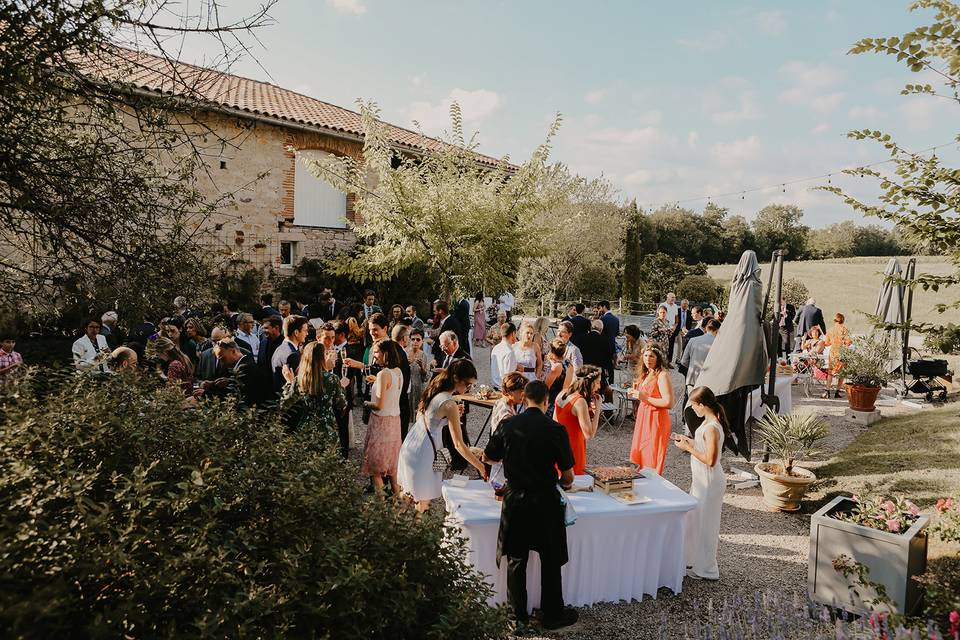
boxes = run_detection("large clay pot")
[755,463,816,512]
[845,384,881,412]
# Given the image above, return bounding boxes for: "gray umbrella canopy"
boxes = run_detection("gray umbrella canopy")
[696,250,768,397]
[875,258,906,371]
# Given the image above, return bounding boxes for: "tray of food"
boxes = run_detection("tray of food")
[586,465,646,493]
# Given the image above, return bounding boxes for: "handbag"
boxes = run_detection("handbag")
[423,416,451,473]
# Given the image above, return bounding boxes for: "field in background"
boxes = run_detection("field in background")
[708,256,955,335]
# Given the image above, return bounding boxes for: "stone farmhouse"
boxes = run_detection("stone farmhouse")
[94,48,501,276]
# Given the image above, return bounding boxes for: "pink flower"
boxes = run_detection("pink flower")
[936,498,947,512]
[886,519,901,533]
[883,500,896,515]
[908,503,920,517]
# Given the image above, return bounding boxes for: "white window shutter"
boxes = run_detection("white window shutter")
[294,151,347,228]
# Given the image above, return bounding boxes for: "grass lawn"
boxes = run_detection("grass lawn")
[707,255,955,335]
[810,403,960,509]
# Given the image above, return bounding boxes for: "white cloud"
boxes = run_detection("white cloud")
[584,89,607,105]
[811,122,830,135]
[687,131,700,148]
[711,92,762,124]
[408,88,503,133]
[898,97,947,130]
[778,61,845,113]
[847,105,882,122]
[583,126,662,147]
[623,168,678,186]
[410,73,427,88]
[709,135,762,167]
[327,0,366,15]
[676,30,729,51]
[754,11,787,36]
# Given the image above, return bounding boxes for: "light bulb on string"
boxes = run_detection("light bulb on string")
[782,184,786,193]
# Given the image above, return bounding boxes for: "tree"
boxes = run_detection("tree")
[620,200,646,301]
[647,206,705,264]
[824,0,960,328]
[300,103,570,302]
[0,0,276,324]
[719,213,755,261]
[677,274,723,305]
[517,170,623,302]
[752,204,810,259]
[636,253,708,303]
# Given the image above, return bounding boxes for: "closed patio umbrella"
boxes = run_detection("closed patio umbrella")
[875,258,906,373]
[689,250,768,458]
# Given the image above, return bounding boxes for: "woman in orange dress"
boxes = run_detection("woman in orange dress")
[824,312,852,399]
[553,365,602,474]
[629,345,674,475]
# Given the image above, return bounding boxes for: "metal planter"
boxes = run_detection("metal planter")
[808,496,929,615]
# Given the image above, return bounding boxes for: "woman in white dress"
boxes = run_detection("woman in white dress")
[672,385,728,580]
[512,322,540,382]
[397,359,487,512]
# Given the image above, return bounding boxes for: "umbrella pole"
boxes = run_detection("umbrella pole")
[762,249,785,463]
[902,258,917,395]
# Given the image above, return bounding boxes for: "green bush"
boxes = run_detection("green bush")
[781,277,810,308]
[677,274,723,305]
[0,369,508,639]
[923,323,960,355]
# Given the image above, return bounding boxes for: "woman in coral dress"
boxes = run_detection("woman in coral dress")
[554,365,602,474]
[629,345,674,475]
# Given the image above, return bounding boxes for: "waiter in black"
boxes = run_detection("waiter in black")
[483,380,579,631]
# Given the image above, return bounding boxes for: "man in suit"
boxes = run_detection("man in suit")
[795,297,825,342]
[391,324,413,440]
[271,315,309,393]
[777,297,797,357]
[455,296,472,353]
[680,319,720,436]
[253,294,279,322]
[482,380,578,631]
[213,338,272,407]
[565,304,591,348]
[432,302,463,366]
[257,315,284,372]
[596,300,619,383]
[331,322,352,458]
[581,319,614,385]
[682,308,706,347]
[670,298,693,363]
[437,330,472,470]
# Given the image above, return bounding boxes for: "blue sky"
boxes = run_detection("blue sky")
[182,0,958,227]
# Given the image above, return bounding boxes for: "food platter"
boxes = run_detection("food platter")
[610,491,652,506]
[586,465,646,494]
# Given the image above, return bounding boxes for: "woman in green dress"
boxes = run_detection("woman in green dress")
[281,341,347,446]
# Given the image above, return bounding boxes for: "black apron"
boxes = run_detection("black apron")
[497,485,568,566]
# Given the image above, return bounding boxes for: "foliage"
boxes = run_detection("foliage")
[833,494,922,534]
[212,258,264,313]
[620,200,652,302]
[299,102,571,302]
[924,323,960,354]
[0,370,509,639]
[755,409,829,476]
[932,497,960,543]
[836,332,898,387]
[676,275,723,305]
[636,253,708,303]
[517,170,624,301]
[824,0,960,334]
[915,556,960,633]
[685,590,951,639]
[808,221,908,259]
[782,277,812,308]
[0,0,274,321]
[751,204,810,260]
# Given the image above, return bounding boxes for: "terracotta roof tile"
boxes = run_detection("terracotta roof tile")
[88,46,504,166]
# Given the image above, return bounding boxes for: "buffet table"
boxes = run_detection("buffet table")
[442,473,698,611]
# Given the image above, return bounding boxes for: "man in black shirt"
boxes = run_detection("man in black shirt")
[483,381,578,631]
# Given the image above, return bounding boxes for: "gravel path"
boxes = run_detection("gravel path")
[347,344,904,639]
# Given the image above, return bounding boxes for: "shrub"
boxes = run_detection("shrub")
[677,274,723,306]
[836,332,897,387]
[781,277,810,308]
[924,323,960,355]
[0,369,508,639]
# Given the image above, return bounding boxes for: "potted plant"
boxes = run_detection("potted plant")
[753,410,829,512]
[835,332,895,412]
[808,494,929,615]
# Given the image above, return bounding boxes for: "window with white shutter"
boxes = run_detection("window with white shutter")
[293,151,348,228]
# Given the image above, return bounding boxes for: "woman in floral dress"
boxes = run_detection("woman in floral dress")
[472,293,487,348]
[406,328,430,418]
[281,341,347,447]
[648,305,673,354]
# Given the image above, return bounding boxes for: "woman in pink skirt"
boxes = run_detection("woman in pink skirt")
[362,339,404,495]
[472,293,487,348]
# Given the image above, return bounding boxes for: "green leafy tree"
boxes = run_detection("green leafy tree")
[637,253,708,302]
[752,204,810,259]
[647,205,705,263]
[299,103,570,302]
[718,213,755,263]
[677,274,723,305]
[823,0,960,327]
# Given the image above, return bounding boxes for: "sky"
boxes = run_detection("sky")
[176,0,959,228]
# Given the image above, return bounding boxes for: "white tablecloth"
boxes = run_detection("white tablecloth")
[748,374,795,418]
[442,474,698,611]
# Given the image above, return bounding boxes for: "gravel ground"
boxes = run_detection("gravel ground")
[346,344,915,639]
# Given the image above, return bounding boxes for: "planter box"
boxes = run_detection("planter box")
[808,496,929,615]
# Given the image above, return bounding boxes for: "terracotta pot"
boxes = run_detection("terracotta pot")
[845,384,881,412]
[754,463,816,512]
